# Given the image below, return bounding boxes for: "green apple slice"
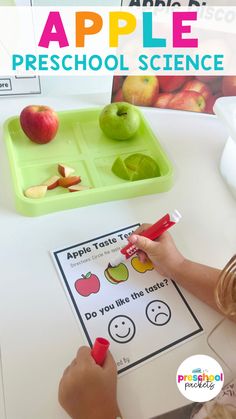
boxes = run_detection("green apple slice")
[112,156,131,180]
[112,153,161,182]
[125,154,160,178]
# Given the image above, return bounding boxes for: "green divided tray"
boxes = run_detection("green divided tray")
[4,107,174,217]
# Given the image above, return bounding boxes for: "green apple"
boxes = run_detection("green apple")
[112,153,160,181]
[99,102,140,141]
[104,263,129,285]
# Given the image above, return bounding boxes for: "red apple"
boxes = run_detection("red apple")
[153,93,174,109]
[158,76,187,93]
[205,93,222,114]
[20,105,59,144]
[182,79,211,101]
[196,76,221,84]
[222,76,236,96]
[58,176,81,188]
[75,272,100,297]
[58,163,75,178]
[196,76,223,95]
[112,76,124,94]
[42,175,60,190]
[68,185,90,192]
[209,78,223,94]
[168,91,206,113]
[122,76,159,106]
[112,88,124,103]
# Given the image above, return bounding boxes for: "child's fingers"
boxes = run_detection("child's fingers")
[62,365,71,377]
[76,346,95,364]
[129,234,158,255]
[137,250,148,264]
[132,223,151,236]
[103,351,117,374]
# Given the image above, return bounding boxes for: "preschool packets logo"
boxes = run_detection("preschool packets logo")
[176,355,224,402]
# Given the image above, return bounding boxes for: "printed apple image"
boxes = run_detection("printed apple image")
[74,272,100,297]
[168,91,206,113]
[20,105,59,144]
[205,93,222,115]
[104,263,129,285]
[158,76,187,93]
[131,257,154,273]
[196,76,221,85]
[153,93,174,109]
[122,76,159,106]
[182,79,211,101]
[112,88,124,103]
[112,76,124,94]
[99,102,140,141]
[222,76,236,96]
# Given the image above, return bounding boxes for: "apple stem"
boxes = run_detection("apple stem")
[117,111,127,117]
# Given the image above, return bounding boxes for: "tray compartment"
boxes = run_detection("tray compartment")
[18,159,94,198]
[7,117,82,164]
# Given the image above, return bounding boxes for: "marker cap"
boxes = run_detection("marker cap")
[91,337,110,366]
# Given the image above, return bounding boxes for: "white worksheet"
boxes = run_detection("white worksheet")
[0,0,41,96]
[52,225,203,374]
[0,75,41,96]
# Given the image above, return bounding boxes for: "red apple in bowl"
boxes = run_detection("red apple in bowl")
[122,76,159,106]
[20,105,59,144]
[75,272,100,297]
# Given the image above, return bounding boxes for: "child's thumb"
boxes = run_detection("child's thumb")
[129,234,157,255]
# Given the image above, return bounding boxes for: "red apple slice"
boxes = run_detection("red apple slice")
[58,176,81,188]
[58,164,75,177]
[24,185,47,199]
[68,185,91,192]
[42,175,60,190]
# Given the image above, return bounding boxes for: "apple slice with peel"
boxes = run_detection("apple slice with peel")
[42,175,60,190]
[59,176,81,188]
[24,185,47,199]
[68,185,91,192]
[58,164,75,178]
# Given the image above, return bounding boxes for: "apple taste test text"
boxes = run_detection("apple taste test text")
[67,231,133,260]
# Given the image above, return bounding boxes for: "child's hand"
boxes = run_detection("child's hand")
[58,346,121,419]
[129,227,185,277]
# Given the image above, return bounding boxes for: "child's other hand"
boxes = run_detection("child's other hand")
[129,227,185,277]
[58,346,120,419]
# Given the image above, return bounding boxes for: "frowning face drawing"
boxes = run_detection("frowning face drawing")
[145,300,171,326]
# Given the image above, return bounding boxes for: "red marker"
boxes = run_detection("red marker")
[91,337,110,366]
[111,210,182,266]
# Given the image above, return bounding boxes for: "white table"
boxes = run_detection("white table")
[0,93,235,419]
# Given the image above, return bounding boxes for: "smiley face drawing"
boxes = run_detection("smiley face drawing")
[108,315,136,344]
[145,300,171,326]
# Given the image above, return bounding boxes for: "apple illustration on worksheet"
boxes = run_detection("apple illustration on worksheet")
[104,263,129,285]
[74,272,100,297]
